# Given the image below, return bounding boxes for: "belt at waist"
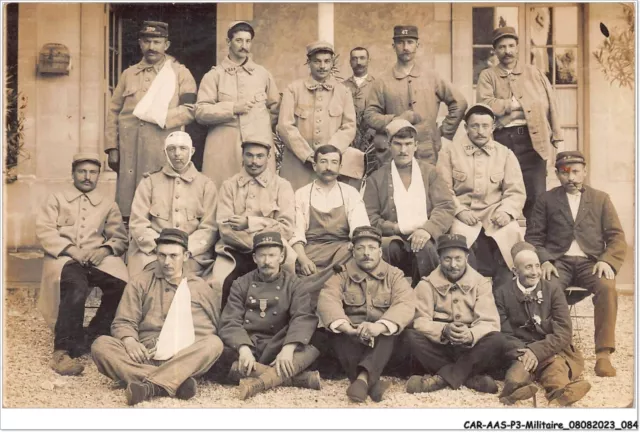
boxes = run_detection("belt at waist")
[497,125,529,135]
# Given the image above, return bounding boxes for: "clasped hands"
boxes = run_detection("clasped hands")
[443,322,473,345]
[123,336,157,364]
[338,321,386,346]
[66,245,112,267]
[394,225,431,253]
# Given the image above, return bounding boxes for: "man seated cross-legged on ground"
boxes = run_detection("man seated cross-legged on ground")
[317,226,415,403]
[495,241,590,406]
[92,228,223,406]
[218,231,322,400]
[402,233,507,395]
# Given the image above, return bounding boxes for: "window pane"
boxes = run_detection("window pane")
[530,7,552,46]
[473,47,497,85]
[473,8,494,45]
[556,88,578,125]
[561,127,578,152]
[530,47,553,83]
[556,47,578,84]
[473,7,519,45]
[554,7,578,45]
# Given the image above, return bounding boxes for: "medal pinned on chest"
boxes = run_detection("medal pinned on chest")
[259,299,268,318]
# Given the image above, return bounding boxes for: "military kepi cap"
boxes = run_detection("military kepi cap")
[156,228,189,249]
[253,231,284,250]
[352,226,382,244]
[492,26,518,45]
[511,241,537,261]
[165,131,193,148]
[436,233,469,252]
[228,21,255,38]
[555,150,586,167]
[464,103,496,122]
[394,25,419,39]
[386,119,417,138]
[241,138,271,150]
[306,41,335,57]
[72,152,101,167]
[140,21,169,38]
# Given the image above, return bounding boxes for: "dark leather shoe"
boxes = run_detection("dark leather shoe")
[346,379,368,403]
[50,350,84,376]
[500,383,538,405]
[556,380,591,406]
[465,375,499,394]
[595,358,616,377]
[369,380,391,402]
[176,377,198,400]
[126,381,166,406]
[406,374,448,394]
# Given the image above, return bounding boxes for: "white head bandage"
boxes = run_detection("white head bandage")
[164,131,193,171]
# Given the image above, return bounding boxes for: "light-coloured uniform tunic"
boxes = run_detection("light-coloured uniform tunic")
[127,162,218,278]
[195,57,280,187]
[277,76,356,191]
[437,135,526,268]
[35,184,129,328]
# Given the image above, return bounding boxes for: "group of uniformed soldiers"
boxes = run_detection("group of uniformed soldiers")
[35,19,626,407]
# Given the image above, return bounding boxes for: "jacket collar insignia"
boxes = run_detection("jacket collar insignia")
[345,259,389,283]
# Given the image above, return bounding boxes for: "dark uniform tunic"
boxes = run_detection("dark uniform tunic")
[494,278,584,399]
[220,269,318,364]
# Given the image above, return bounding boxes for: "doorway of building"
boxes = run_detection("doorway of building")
[108,3,217,170]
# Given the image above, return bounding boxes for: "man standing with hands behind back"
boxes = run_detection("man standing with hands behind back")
[364,25,467,164]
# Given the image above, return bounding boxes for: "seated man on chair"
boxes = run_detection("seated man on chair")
[495,242,590,406]
[92,228,223,405]
[291,144,370,305]
[437,103,525,288]
[403,234,506,395]
[127,131,218,279]
[219,231,322,400]
[317,226,415,403]
[363,119,455,286]
[526,151,626,377]
[212,139,296,310]
[36,152,128,376]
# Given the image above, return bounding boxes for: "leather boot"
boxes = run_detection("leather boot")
[500,361,534,398]
[228,361,321,390]
[238,345,321,400]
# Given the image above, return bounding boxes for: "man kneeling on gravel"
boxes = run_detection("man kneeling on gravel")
[218,231,322,400]
[403,233,506,395]
[92,228,223,406]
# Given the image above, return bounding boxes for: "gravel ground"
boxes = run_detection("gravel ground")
[2,293,635,408]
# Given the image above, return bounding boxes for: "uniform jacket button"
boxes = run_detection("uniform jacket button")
[455,314,461,319]
[245,319,250,323]
[273,311,278,315]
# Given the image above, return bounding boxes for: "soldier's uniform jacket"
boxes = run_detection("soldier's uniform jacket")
[437,135,525,223]
[35,184,129,327]
[195,57,280,187]
[413,265,500,347]
[343,75,376,116]
[112,262,220,348]
[105,55,197,216]
[219,269,318,364]
[128,163,218,276]
[317,259,415,331]
[494,278,583,376]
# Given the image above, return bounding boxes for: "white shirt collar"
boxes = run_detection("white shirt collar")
[516,277,537,295]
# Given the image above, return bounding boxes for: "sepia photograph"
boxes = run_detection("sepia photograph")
[1,1,637,428]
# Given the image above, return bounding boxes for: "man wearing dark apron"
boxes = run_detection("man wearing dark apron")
[291,145,370,309]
